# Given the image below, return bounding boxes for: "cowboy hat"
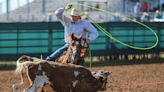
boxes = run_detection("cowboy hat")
[70,8,82,16]
[81,11,89,19]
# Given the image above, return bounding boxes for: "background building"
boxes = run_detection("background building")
[0,0,163,22]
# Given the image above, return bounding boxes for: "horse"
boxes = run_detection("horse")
[55,33,88,65]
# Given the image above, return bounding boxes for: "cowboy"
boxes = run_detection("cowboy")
[46,4,99,65]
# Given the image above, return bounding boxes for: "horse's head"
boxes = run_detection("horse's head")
[68,33,88,64]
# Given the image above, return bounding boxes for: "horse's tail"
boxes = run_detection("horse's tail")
[16,55,33,74]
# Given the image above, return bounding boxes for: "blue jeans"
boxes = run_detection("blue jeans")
[46,44,68,61]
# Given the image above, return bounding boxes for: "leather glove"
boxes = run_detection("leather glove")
[64,4,73,11]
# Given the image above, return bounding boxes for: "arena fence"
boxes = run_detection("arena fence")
[0,22,163,61]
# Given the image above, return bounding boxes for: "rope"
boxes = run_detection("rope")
[69,2,159,68]
[62,2,159,68]
[68,2,159,50]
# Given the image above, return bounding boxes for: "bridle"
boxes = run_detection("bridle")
[80,38,89,57]
[67,37,89,64]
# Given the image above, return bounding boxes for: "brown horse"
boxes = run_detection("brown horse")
[56,33,88,65]
[14,33,88,67]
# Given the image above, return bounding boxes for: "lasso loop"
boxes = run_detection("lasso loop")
[65,2,159,50]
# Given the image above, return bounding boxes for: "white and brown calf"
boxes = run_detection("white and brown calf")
[13,55,111,92]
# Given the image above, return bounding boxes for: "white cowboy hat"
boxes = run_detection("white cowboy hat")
[81,11,89,19]
[70,8,81,16]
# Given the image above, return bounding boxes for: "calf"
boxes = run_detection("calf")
[13,55,111,92]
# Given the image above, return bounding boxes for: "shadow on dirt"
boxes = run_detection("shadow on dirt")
[0,64,16,70]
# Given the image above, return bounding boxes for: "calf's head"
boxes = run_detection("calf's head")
[92,70,112,91]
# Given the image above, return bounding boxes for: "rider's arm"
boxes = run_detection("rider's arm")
[85,21,99,42]
[55,8,70,25]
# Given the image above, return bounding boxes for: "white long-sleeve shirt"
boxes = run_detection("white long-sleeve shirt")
[55,8,99,43]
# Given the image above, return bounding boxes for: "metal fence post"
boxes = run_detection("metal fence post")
[6,0,10,20]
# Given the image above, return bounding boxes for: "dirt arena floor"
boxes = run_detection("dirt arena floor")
[0,62,164,92]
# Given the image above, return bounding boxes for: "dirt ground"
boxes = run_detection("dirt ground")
[0,63,164,92]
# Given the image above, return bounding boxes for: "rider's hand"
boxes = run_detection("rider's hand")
[64,4,73,11]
